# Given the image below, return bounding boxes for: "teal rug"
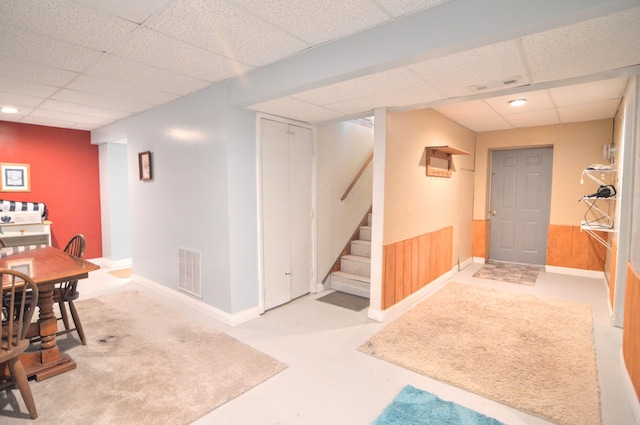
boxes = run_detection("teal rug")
[373,386,505,425]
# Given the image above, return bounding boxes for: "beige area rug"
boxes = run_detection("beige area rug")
[0,290,287,424]
[359,282,601,425]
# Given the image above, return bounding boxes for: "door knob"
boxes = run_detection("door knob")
[491,210,497,216]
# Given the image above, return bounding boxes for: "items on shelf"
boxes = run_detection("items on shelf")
[579,167,616,250]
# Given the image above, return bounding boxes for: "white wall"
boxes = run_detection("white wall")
[316,120,374,283]
[93,81,258,314]
[98,141,131,264]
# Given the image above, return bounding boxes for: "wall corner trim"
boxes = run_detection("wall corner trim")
[133,274,260,327]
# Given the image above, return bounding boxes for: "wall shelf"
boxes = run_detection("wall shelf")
[579,167,616,250]
[425,146,470,178]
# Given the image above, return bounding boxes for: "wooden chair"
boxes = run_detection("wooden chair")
[0,269,39,419]
[55,234,87,345]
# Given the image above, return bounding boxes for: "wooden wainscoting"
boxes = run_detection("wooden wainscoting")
[382,227,452,309]
[623,262,640,401]
[546,225,607,271]
[472,220,490,261]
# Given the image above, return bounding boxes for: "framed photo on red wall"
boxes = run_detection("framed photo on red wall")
[0,163,30,192]
[138,151,152,181]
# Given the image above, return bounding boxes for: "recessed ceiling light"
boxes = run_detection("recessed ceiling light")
[509,99,527,107]
[1,106,18,114]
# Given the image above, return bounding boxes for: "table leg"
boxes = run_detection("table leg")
[20,284,76,381]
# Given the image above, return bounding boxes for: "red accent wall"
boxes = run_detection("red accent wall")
[0,121,102,258]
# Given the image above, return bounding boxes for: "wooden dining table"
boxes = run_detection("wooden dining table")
[0,246,100,381]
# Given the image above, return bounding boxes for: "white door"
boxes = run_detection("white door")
[489,147,553,265]
[261,119,313,310]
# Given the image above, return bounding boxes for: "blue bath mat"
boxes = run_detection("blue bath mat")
[373,385,505,425]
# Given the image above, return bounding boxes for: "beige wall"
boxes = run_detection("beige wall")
[384,109,475,264]
[317,120,374,283]
[474,120,614,225]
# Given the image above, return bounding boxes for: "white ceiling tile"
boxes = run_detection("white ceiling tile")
[52,89,152,114]
[0,0,138,51]
[484,90,555,115]
[503,109,560,128]
[375,0,451,17]
[84,55,210,97]
[248,97,345,123]
[18,115,78,128]
[549,78,628,107]
[328,84,445,115]
[109,28,252,83]
[457,115,513,133]
[30,107,111,125]
[409,40,530,97]
[293,67,427,105]
[67,75,179,105]
[232,0,388,45]
[432,100,498,120]
[523,7,640,83]
[0,24,104,73]
[39,99,129,120]
[0,58,76,87]
[557,100,620,123]
[71,0,169,24]
[0,76,58,98]
[0,91,44,109]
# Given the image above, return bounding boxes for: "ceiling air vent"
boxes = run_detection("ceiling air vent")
[468,76,522,93]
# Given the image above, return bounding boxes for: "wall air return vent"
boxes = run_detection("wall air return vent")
[469,76,523,93]
[178,247,202,298]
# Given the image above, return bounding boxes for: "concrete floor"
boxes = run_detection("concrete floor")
[81,261,638,425]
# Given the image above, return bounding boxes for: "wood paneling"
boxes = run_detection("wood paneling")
[623,262,640,401]
[472,220,490,260]
[546,225,606,271]
[382,227,452,309]
[609,238,618,309]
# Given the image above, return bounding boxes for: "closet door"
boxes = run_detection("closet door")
[261,119,313,310]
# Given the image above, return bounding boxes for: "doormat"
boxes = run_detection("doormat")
[108,267,132,278]
[316,291,369,311]
[472,260,540,285]
[373,385,505,425]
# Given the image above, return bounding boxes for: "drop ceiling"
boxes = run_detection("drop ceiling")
[0,0,639,133]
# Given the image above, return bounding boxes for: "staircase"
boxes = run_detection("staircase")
[329,212,372,298]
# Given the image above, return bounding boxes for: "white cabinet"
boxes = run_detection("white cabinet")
[0,221,52,247]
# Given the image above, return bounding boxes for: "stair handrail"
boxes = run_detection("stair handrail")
[341,152,373,201]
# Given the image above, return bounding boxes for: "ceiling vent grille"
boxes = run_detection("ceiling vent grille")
[178,247,202,298]
[469,76,522,92]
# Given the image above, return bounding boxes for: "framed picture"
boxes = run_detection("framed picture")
[5,258,35,281]
[138,151,152,181]
[1,163,30,192]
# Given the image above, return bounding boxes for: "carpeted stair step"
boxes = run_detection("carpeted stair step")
[359,225,372,241]
[340,254,371,277]
[350,239,371,257]
[330,271,370,298]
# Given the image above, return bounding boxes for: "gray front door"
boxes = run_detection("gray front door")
[489,147,553,265]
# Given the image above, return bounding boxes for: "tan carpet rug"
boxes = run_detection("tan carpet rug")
[359,282,601,425]
[0,290,287,424]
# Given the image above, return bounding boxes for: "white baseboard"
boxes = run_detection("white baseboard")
[545,265,604,279]
[367,266,456,323]
[620,349,640,424]
[472,257,486,264]
[458,257,474,270]
[132,274,260,327]
[90,257,132,269]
